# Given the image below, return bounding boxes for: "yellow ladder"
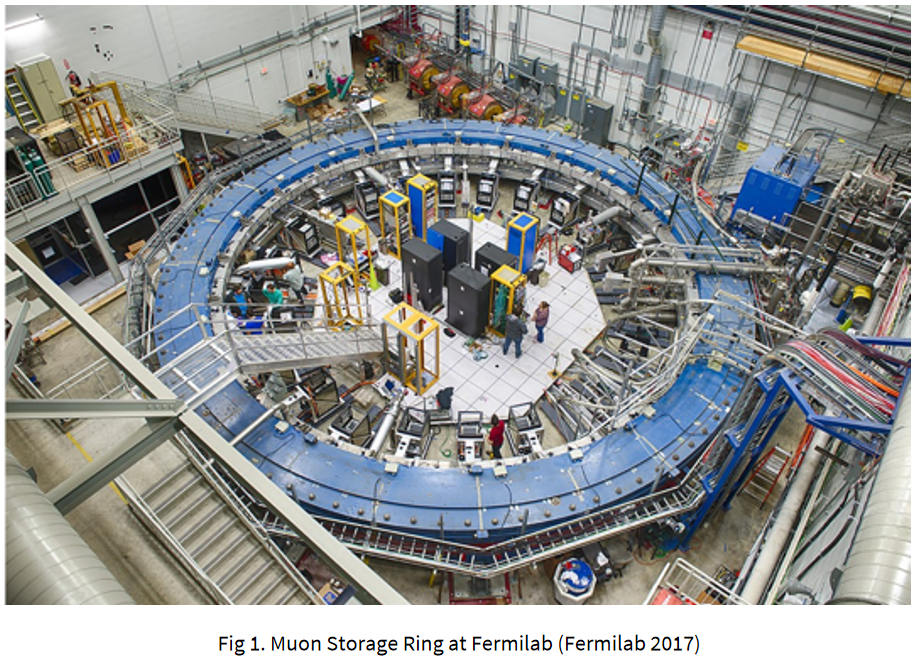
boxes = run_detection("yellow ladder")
[5,70,40,131]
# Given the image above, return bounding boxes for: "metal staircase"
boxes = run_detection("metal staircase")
[152,318,385,405]
[121,438,320,605]
[228,325,385,375]
[5,70,40,132]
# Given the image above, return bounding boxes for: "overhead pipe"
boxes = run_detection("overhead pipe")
[637,5,668,123]
[830,384,911,605]
[6,450,134,605]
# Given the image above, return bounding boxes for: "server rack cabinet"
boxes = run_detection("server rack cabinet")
[379,189,411,259]
[506,212,540,273]
[514,180,538,212]
[438,171,457,208]
[427,219,470,280]
[402,238,443,311]
[582,98,614,147]
[476,172,499,210]
[475,242,517,277]
[355,181,380,221]
[407,173,438,242]
[447,263,491,338]
[550,191,580,228]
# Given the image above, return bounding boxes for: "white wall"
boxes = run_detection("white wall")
[423,5,909,152]
[7,5,909,140]
[5,5,359,114]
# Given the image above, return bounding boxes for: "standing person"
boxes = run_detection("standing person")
[532,301,550,343]
[263,282,284,306]
[502,311,527,359]
[283,261,307,303]
[488,414,505,460]
[231,285,248,318]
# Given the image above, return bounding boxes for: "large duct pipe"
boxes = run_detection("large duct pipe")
[591,205,625,227]
[831,384,911,605]
[630,256,783,276]
[365,166,390,188]
[366,389,407,457]
[740,430,831,604]
[638,5,668,121]
[6,450,134,605]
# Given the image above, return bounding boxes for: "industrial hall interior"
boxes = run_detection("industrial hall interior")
[5,5,910,607]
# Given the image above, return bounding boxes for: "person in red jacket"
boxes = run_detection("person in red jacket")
[488,414,505,460]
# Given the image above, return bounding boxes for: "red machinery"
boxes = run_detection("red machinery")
[558,244,583,273]
[494,108,528,125]
[436,75,470,114]
[467,94,504,121]
[408,59,440,96]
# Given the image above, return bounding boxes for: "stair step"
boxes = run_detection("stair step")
[200,531,249,572]
[215,542,267,588]
[230,559,275,603]
[161,487,215,529]
[176,502,230,545]
[248,573,286,605]
[189,516,239,559]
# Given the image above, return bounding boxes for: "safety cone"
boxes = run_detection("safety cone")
[368,262,381,291]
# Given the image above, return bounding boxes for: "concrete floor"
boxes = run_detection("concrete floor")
[6,55,811,605]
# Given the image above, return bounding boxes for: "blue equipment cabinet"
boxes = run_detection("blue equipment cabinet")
[506,212,540,273]
[732,145,820,226]
[407,174,438,242]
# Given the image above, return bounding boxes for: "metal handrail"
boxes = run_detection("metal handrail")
[101,71,281,134]
[5,108,180,217]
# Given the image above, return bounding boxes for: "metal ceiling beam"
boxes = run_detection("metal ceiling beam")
[48,419,179,515]
[6,398,184,421]
[5,300,31,383]
[5,238,408,605]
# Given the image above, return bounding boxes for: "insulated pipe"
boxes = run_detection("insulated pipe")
[629,256,783,275]
[740,430,831,604]
[638,5,668,121]
[366,389,407,457]
[365,166,390,188]
[6,450,134,605]
[591,205,625,227]
[831,384,911,605]
[356,106,379,153]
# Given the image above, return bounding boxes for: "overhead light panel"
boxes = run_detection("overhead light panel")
[6,14,44,31]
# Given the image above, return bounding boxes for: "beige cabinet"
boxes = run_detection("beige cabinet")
[16,54,67,124]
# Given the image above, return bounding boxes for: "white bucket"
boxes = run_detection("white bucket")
[553,558,596,605]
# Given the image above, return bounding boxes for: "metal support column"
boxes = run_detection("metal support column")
[6,237,408,605]
[77,197,124,284]
[170,162,190,202]
[48,418,179,515]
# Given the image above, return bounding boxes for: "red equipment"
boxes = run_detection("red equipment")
[408,59,440,96]
[468,94,504,121]
[436,75,470,114]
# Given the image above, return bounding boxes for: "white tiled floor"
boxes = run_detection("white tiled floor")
[367,218,605,419]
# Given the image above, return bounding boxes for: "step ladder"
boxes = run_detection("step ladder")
[5,70,40,132]
[740,445,791,508]
[125,452,319,605]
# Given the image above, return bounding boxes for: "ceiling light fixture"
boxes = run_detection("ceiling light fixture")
[6,14,44,31]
